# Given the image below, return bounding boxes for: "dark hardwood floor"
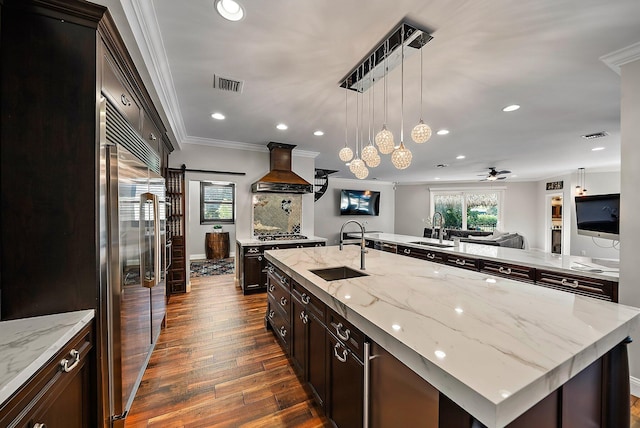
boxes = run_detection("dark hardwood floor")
[125,273,640,427]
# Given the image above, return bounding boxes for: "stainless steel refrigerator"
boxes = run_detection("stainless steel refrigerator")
[99,97,167,426]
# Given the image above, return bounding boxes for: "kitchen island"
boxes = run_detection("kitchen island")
[264,245,639,427]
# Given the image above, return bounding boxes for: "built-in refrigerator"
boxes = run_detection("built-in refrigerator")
[99,98,167,426]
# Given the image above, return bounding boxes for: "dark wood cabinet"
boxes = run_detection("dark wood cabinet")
[0,322,95,428]
[167,168,186,294]
[444,254,480,271]
[326,331,364,428]
[481,260,536,283]
[536,269,616,302]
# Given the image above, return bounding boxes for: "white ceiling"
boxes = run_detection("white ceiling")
[96,0,640,183]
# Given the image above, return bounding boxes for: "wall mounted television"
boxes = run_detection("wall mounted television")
[340,189,380,216]
[575,193,620,240]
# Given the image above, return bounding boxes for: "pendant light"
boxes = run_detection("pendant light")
[392,26,412,170]
[362,57,379,167]
[349,76,365,175]
[411,43,432,144]
[375,40,395,154]
[338,83,353,162]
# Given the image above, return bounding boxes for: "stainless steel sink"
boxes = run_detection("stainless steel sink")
[408,241,454,248]
[310,266,369,281]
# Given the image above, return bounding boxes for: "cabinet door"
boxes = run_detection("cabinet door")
[243,254,263,291]
[308,312,327,408]
[327,333,363,428]
[291,294,307,376]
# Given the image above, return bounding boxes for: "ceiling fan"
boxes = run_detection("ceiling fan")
[479,167,511,181]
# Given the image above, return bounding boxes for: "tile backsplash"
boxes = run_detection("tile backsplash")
[252,194,302,236]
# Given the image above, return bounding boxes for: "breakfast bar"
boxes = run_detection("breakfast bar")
[264,245,639,427]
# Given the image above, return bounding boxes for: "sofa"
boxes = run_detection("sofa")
[423,228,525,249]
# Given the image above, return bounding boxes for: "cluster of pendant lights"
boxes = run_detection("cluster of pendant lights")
[339,28,431,179]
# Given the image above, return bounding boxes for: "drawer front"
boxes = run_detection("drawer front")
[376,242,397,253]
[267,276,290,318]
[244,246,262,255]
[292,280,326,324]
[266,264,290,290]
[141,113,162,154]
[102,52,141,129]
[327,308,364,361]
[482,260,535,282]
[423,250,447,264]
[445,255,480,271]
[536,270,616,302]
[398,245,427,260]
[267,299,291,351]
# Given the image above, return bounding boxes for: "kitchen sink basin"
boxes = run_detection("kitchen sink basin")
[310,266,369,281]
[408,241,454,248]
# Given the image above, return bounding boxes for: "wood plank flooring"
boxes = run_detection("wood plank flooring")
[124,274,329,427]
[126,273,640,427]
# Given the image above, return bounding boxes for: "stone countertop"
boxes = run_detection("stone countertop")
[264,245,639,427]
[0,310,95,405]
[354,232,620,282]
[236,235,327,246]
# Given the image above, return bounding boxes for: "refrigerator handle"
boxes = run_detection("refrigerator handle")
[140,192,160,288]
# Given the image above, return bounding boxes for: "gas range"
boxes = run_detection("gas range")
[256,234,308,241]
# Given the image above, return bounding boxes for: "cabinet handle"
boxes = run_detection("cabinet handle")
[455,259,466,266]
[498,266,512,275]
[60,349,80,373]
[403,248,411,254]
[280,296,288,306]
[335,322,351,341]
[247,248,259,254]
[300,310,309,324]
[561,278,580,288]
[268,284,275,293]
[33,424,47,428]
[149,133,157,141]
[120,93,131,106]
[279,326,287,338]
[333,342,348,363]
[258,256,263,261]
[301,293,310,305]
[426,253,436,260]
[268,265,274,273]
[268,310,275,319]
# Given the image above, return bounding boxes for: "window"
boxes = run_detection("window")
[430,189,503,231]
[201,182,235,224]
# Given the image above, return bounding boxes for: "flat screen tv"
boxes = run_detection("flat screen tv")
[340,189,380,216]
[575,193,620,240]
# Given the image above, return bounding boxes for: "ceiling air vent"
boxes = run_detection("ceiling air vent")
[581,131,608,140]
[213,74,244,93]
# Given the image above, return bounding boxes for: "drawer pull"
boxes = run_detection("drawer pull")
[426,253,436,260]
[258,255,263,261]
[498,266,512,275]
[247,248,259,254]
[334,342,348,363]
[33,424,47,428]
[268,310,275,319]
[268,265,274,273]
[268,284,275,293]
[279,326,287,338]
[121,93,131,106]
[455,259,466,266]
[280,296,288,306]
[335,322,351,341]
[300,310,309,324]
[60,349,80,373]
[404,248,411,254]
[301,293,311,305]
[561,278,580,288]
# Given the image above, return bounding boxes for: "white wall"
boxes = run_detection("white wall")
[394,182,538,248]
[314,178,395,245]
[619,57,640,384]
[170,143,316,263]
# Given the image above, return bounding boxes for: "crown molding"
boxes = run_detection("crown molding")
[120,0,187,148]
[183,136,320,158]
[600,41,640,75]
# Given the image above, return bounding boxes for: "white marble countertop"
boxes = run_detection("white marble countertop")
[354,232,620,282]
[0,310,95,405]
[264,245,639,427]
[236,235,327,246]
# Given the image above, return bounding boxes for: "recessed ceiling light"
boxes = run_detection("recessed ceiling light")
[456,155,465,160]
[502,104,520,112]
[276,123,288,130]
[437,129,449,135]
[592,147,605,151]
[211,112,225,120]
[313,130,324,136]
[215,0,245,21]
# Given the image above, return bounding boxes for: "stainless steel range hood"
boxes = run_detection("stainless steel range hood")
[251,142,313,194]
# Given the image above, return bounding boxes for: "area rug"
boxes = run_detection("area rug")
[190,258,235,277]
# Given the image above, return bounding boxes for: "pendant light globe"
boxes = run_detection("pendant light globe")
[355,165,369,179]
[361,144,378,164]
[366,153,381,168]
[411,119,432,144]
[375,125,395,154]
[391,142,412,169]
[339,146,353,162]
[349,157,365,174]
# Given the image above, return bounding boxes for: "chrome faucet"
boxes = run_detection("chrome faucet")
[339,220,367,270]
[432,211,444,243]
